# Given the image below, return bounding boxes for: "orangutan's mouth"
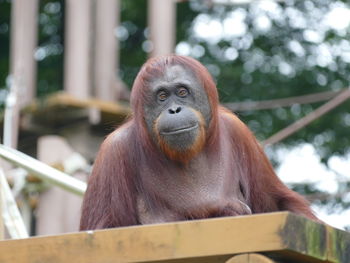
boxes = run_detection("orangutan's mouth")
[160,124,198,135]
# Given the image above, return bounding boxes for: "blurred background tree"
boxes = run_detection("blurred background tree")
[0,0,349,229]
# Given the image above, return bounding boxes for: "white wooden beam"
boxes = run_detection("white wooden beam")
[0,168,28,239]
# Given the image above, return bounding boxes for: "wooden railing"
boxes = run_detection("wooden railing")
[0,212,349,263]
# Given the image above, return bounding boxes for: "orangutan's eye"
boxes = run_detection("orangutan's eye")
[177,87,188,97]
[158,91,168,101]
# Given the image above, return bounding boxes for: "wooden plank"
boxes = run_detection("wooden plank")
[27,92,130,116]
[0,212,337,263]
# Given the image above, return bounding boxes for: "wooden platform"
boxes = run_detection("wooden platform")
[0,212,349,263]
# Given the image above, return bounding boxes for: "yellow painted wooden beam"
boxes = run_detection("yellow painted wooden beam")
[47,92,131,116]
[0,212,348,263]
[26,92,131,117]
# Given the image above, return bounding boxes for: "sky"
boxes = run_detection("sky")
[276,143,350,229]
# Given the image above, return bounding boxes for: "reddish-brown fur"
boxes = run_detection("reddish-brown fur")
[80,55,318,230]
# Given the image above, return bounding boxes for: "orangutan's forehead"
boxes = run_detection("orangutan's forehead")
[148,64,199,91]
[164,65,194,80]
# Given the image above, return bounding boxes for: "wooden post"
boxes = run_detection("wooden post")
[36,136,86,235]
[7,0,39,149]
[93,0,121,101]
[9,0,39,108]
[148,0,176,57]
[64,0,92,99]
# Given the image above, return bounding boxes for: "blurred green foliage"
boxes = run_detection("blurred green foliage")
[119,0,148,87]
[36,0,64,96]
[177,1,350,165]
[0,0,10,91]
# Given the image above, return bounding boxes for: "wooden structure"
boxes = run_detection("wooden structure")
[10,0,175,109]
[23,92,130,159]
[0,212,349,262]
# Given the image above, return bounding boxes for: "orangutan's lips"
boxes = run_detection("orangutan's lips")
[160,124,198,135]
